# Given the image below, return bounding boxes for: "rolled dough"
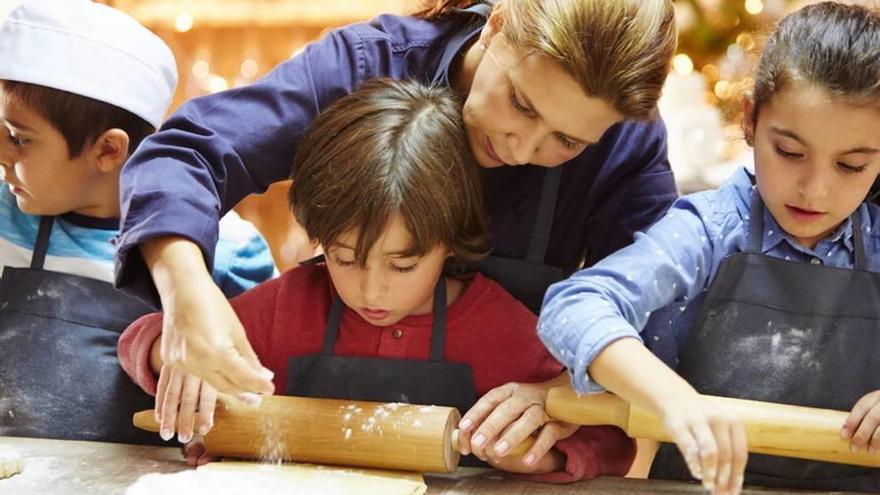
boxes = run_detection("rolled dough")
[126,461,426,495]
[0,445,23,479]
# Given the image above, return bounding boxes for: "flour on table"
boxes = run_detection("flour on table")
[0,445,23,479]
[125,461,426,495]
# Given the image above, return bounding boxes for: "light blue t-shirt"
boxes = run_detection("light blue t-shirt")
[538,167,880,395]
[0,184,277,297]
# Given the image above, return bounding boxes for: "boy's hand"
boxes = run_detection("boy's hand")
[842,390,880,454]
[155,365,218,443]
[660,395,747,495]
[143,237,275,398]
[457,381,577,474]
[182,434,219,467]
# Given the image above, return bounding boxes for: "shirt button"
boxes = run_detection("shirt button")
[391,329,404,339]
[810,258,822,265]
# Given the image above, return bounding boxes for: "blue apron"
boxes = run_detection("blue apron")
[0,216,160,444]
[650,193,880,492]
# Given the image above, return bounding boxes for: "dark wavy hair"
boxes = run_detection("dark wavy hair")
[289,78,488,268]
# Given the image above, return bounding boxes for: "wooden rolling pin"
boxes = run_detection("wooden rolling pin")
[134,395,534,473]
[546,385,880,467]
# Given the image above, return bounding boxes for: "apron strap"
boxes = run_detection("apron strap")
[851,208,867,271]
[322,293,346,355]
[526,166,562,264]
[321,273,450,360]
[30,216,55,270]
[747,190,764,254]
[429,277,447,362]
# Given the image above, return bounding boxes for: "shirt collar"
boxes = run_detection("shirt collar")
[431,4,489,86]
[757,193,855,257]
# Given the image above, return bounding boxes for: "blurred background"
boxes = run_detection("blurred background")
[0,0,875,269]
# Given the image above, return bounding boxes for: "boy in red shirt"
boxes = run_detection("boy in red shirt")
[119,78,633,481]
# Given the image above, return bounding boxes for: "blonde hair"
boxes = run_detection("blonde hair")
[418,0,677,119]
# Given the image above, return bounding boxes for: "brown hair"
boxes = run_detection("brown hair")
[750,2,880,122]
[0,81,155,158]
[289,78,488,268]
[416,0,677,119]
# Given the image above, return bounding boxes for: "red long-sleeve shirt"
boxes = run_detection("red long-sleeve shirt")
[118,264,634,482]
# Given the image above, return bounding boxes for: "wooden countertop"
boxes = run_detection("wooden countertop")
[0,436,860,494]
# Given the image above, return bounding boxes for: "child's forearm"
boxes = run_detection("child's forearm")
[589,337,698,415]
[149,337,162,375]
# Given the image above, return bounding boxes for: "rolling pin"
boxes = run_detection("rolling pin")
[546,385,880,467]
[133,395,534,473]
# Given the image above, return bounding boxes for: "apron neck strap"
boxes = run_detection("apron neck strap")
[526,166,562,264]
[851,208,868,270]
[747,190,764,254]
[428,277,447,361]
[30,216,55,270]
[322,277,449,361]
[747,188,868,270]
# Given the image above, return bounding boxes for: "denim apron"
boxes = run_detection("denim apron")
[650,194,880,492]
[0,216,159,444]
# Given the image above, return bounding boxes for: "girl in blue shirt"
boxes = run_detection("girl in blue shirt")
[539,2,880,493]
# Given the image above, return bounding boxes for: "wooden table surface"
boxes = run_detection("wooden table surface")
[0,436,861,494]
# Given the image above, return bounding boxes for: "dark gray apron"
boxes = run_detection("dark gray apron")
[433,1,566,314]
[287,269,476,413]
[287,267,484,466]
[0,216,160,444]
[650,194,880,492]
[468,166,566,313]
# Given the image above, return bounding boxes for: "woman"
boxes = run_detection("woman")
[116,0,677,424]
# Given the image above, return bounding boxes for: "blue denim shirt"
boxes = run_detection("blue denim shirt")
[538,167,880,394]
[116,5,677,305]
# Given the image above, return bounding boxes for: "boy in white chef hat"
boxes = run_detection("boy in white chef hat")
[0,0,275,291]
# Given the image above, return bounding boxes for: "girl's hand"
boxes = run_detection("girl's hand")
[458,381,578,474]
[660,394,747,495]
[155,365,218,444]
[841,390,880,454]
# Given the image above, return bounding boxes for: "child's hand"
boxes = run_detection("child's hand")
[181,434,219,467]
[457,381,578,474]
[660,395,747,495]
[155,364,218,444]
[841,390,880,454]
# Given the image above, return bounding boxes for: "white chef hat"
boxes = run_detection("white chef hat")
[0,0,178,129]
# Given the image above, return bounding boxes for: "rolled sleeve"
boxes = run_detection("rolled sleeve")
[117,313,164,396]
[539,194,719,395]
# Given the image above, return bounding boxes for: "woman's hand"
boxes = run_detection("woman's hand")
[144,237,275,397]
[155,365,218,443]
[458,379,577,474]
[842,390,880,454]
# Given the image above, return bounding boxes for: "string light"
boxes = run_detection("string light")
[240,59,259,79]
[672,54,694,76]
[191,60,210,79]
[745,0,764,15]
[175,13,194,32]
